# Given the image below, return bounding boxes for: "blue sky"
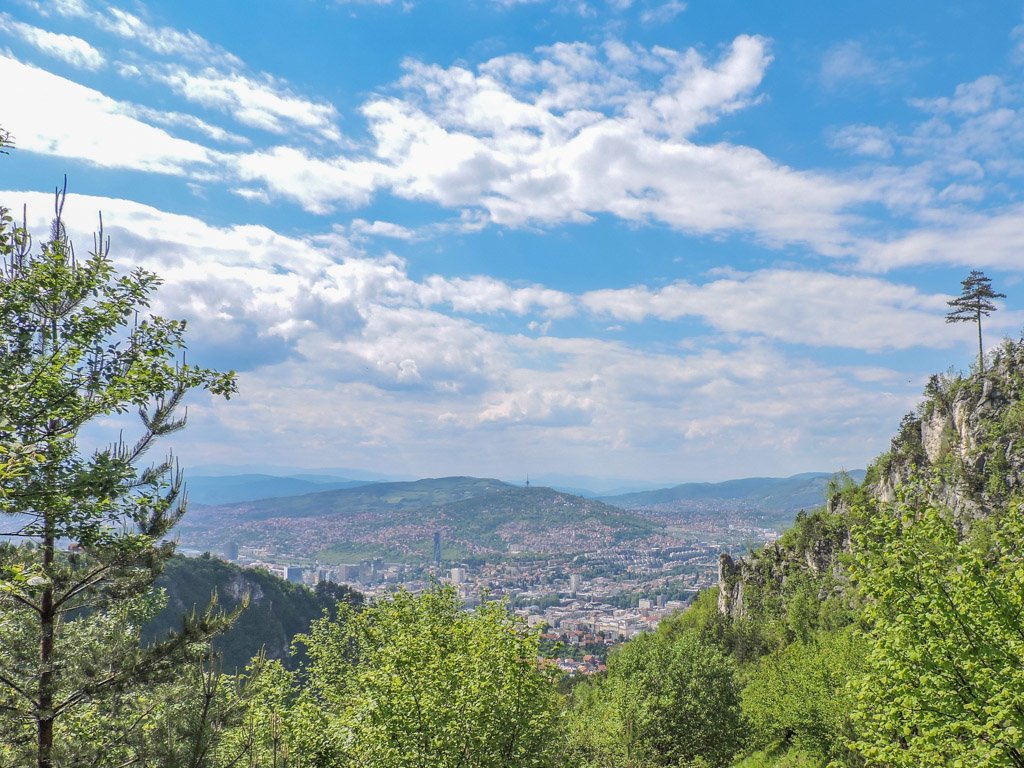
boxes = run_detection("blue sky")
[2,0,1023,486]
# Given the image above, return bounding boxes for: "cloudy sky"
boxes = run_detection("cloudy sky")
[2,0,1023,487]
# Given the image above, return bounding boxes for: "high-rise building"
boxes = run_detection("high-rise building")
[569,574,581,594]
[450,567,467,584]
[433,530,441,566]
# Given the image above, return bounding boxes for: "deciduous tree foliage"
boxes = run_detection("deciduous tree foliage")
[850,491,1024,767]
[566,628,743,768]
[293,586,560,768]
[0,180,236,767]
[740,628,866,764]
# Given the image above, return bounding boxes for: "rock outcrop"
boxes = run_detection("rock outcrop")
[717,337,1024,620]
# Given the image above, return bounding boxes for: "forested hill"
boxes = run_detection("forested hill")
[178,477,660,560]
[143,555,362,671]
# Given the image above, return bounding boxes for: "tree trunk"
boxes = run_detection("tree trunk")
[38,526,55,768]
[977,311,985,373]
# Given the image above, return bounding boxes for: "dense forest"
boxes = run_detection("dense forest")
[4,127,1024,766]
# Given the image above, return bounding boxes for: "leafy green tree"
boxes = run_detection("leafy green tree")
[946,270,1006,373]
[294,586,560,767]
[567,628,743,767]
[850,492,1024,767]
[740,628,867,765]
[0,185,236,767]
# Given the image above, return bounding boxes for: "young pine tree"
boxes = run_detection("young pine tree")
[0,182,236,768]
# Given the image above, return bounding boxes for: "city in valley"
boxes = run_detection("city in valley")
[171,472,843,671]
[183,489,788,672]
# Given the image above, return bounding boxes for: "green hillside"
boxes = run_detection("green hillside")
[142,555,362,672]
[179,477,660,560]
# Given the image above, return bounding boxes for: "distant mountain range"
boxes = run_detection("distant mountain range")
[187,463,402,481]
[184,465,666,498]
[176,471,865,560]
[179,477,659,561]
[600,470,866,528]
[184,473,369,506]
[183,466,866,505]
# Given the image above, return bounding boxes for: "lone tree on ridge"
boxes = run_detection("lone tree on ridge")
[946,270,1005,373]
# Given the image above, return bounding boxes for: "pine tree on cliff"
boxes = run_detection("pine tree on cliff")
[946,270,1005,373]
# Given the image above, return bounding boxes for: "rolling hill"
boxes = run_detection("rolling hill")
[600,470,866,529]
[178,477,661,561]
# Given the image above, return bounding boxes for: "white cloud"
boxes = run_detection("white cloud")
[96,6,241,67]
[902,78,1024,180]
[640,1,686,25]
[828,73,1024,224]
[18,1,335,141]
[349,219,419,241]
[1013,24,1024,64]
[478,384,596,427]
[0,55,218,174]
[491,0,593,12]
[911,75,1008,116]
[419,275,575,318]
[107,32,849,243]
[182,330,910,482]
[0,13,104,70]
[338,35,864,253]
[830,124,894,158]
[25,0,239,66]
[859,203,1024,273]
[233,146,383,213]
[0,189,922,480]
[230,187,270,203]
[20,0,90,19]
[125,104,249,144]
[820,40,908,89]
[152,66,341,142]
[582,270,953,352]
[0,17,866,250]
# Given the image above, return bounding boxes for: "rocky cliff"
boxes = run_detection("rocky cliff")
[716,505,850,624]
[868,338,1024,517]
[717,336,1024,621]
